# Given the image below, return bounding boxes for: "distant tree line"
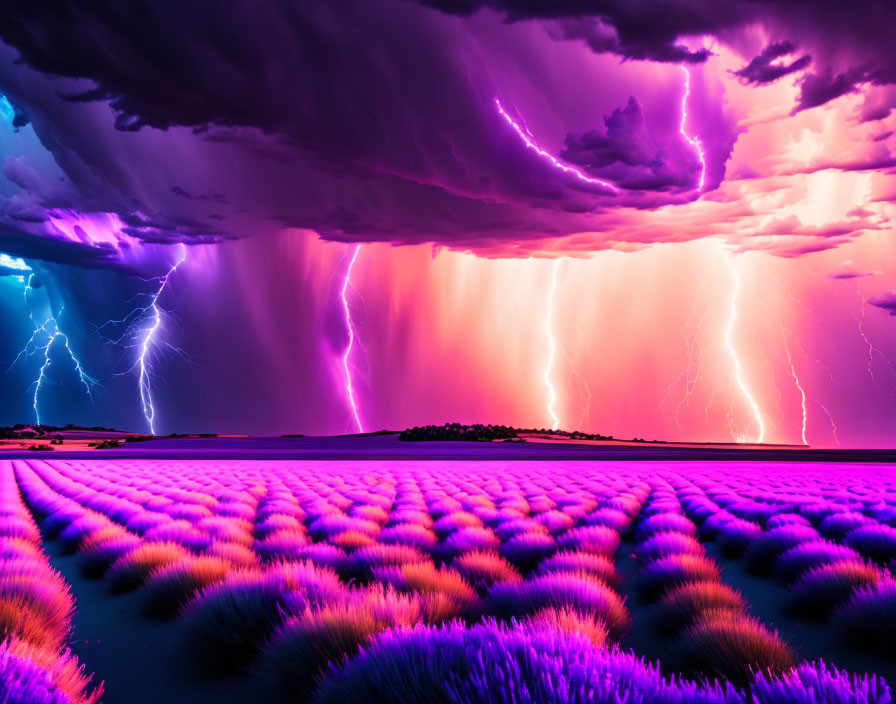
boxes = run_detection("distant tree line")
[398,423,614,442]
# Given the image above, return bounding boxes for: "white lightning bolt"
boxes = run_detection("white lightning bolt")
[100,244,188,435]
[340,244,364,433]
[544,260,560,431]
[725,253,765,443]
[680,66,707,193]
[8,271,96,425]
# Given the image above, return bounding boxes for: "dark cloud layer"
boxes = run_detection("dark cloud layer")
[732,42,811,86]
[422,0,896,114]
[561,97,697,191]
[0,0,892,263]
[868,290,896,315]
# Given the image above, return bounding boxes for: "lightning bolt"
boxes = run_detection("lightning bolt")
[98,244,188,435]
[543,260,560,431]
[854,280,896,391]
[494,98,619,194]
[782,337,809,446]
[679,66,707,193]
[658,294,707,430]
[9,272,96,425]
[724,253,765,443]
[565,319,593,431]
[340,244,364,433]
[813,399,840,447]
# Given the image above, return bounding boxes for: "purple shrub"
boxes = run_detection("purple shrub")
[386,509,433,528]
[105,541,188,592]
[533,510,574,535]
[523,606,608,647]
[0,637,102,704]
[377,524,438,550]
[77,529,142,578]
[255,515,304,539]
[743,525,820,574]
[699,511,738,540]
[750,660,891,704]
[635,513,697,542]
[308,516,380,541]
[844,524,896,564]
[498,532,556,571]
[655,581,746,634]
[0,538,40,562]
[494,518,546,542]
[604,494,644,517]
[141,555,231,618]
[142,521,213,552]
[788,561,881,619]
[819,512,875,540]
[451,550,520,592]
[57,515,109,553]
[726,502,779,525]
[833,578,896,652]
[638,554,722,603]
[442,527,500,555]
[636,532,706,562]
[717,519,762,558]
[343,544,427,580]
[332,530,376,551]
[181,563,342,671]
[433,512,483,537]
[40,508,84,539]
[536,551,620,588]
[123,512,170,536]
[676,610,797,687]
[0,517,41,544]
[765,513,812,529]
[254,530,310,563]
[261,588,421,699]
[485,572,630,639]
[0,553,76,652]
[775,540,863,584]
[557,525,621,558]
[0,642,69,704]
[312,621,741,704]
[580,508,631,532]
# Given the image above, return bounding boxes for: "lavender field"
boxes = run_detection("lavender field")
[2,458,895,703]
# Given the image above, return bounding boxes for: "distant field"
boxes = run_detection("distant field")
[1,457,894,703]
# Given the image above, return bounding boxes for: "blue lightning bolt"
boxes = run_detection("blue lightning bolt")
[7,267,96,425]
[99,244,188,434]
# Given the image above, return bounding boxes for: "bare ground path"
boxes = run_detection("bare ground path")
[40,533,256,704]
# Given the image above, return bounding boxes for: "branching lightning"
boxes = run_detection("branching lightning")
[782,337,809,446]
[99,244,188,435]
[565,319,593,430]
[853,280,896,393]
[543,260,560,431]
[9,269,96,425]
[494,98,619,193]
[340,244,364,433]
[679,66,707,193]
[724,253,766,443]
[658,294,707,430]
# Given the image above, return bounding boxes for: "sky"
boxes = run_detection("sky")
[0,0,894,446]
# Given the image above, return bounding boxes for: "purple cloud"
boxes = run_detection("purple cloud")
[827,260,880,279]
[732,42,811,86]
[868,290,896,315]
[793,70,863,113]
[559,97,699,192]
